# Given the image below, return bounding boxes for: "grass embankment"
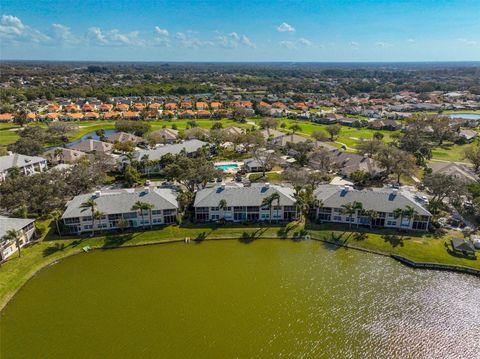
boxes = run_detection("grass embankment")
[1,221,477,311]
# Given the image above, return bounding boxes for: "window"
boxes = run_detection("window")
[64,217,80,224]
[333,208,342,213]
[386,220,397,226]
[333,216,342,221]
[211,207,219,211]
[123,212,137,219]
[211,214,220,220]
[225,207,232,211]
[152,210,162,215]
[196,207,209,213]
[164,209,176,215]
[82,216,92,222]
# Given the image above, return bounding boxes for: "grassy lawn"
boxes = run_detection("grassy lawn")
[1,220,477,311]
[248,171,283,183]
[307,224,478,270]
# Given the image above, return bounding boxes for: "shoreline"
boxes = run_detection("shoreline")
[2,233,479,313]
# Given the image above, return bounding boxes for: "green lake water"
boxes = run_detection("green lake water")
[1,239,479,358]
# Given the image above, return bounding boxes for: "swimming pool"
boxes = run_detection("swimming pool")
[215,163,240,171]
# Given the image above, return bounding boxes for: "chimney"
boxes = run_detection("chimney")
[221,183,226,190]
[144,187,150,193]
[265,182,270,189]
[94,190,101,198]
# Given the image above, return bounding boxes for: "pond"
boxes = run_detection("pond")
[66,129,117,147]
[1,240,479,358]
[448,113,480,120]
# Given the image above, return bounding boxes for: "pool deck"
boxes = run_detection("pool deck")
[214,161,243,174]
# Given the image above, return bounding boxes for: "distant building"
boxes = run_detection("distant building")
[70,139,114,154]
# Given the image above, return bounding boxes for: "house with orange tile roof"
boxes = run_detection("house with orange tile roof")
[123,111,140,120]
[272,102,287,109]
[196,110,211,118]
[0,113,14,122]
[161,110,175,119]
[210,102,222,109]
[65,112,84,121]
[99,103,114,112]
[144,110,159,119]
[258,101,272,109]
[82,102,96,111]
[293,102,309,111]
[178,110,195,118]
[133,103,146,111]
[46,113,60,120]
[196,102,208,110]
[181,101,193,109]
[84,112,100,120]
[117,103,130,112]
[164,103,178,110]
[103,111,122,120]
[149,102,162,110]
[47,104,61,113]
[26,113,37,121]
[64,103,80,113]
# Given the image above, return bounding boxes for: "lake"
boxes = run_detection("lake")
[1,240,479,358]
[448,113,480,120]
[66,129,116,147]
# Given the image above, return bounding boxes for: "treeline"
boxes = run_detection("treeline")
[0,83,213,102]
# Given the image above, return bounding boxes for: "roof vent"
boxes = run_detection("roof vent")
[265,182,270,189]
[144,187,150,193]
[220,183,226,190]
[94,190,101,198]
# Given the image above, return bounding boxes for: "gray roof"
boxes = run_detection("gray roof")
[62,187,179,219]
[106,132,144,144]
[194,183,296,207]
[134,139,207,161]
[70,139,113,154]
[451,238,475,252]
[329,149,381,176]
[314,184,431,216]
[0,153,47,172]
[151,128,179,140]
[43,147,86,163]
[272,134,310,147]
[261,129,285,140]
[0,216,35,238]
[429,162,479,183]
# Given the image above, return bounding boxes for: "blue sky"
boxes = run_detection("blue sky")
[1,0,479,61]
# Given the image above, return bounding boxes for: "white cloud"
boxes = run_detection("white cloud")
[375,41,393,48]
[459,38,477,46]
[350,41,359,49]
[87,27,145,46]
[299,37,312,46]
[277,22,295,32]
[52,24,81,45]
[215,32,255,48]
[0,14,51,44]
[407,38,415,43]
[176,32,214,48]
[241,34,255,48]
[154,26,169,37]
[280,40,296,49]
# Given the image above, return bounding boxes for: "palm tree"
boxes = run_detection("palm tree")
[393,208,404,227]
[365,209,378,229]
[49,209,62,237]
[2,229,23,258]
[261,195,274,224]
[270,192,281,222]
[94,211,106,233]
[80,198,97,236]
[341,201,363,229]
[403,205,418,228]
[218,199,227,220]
[131,201,153,229]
